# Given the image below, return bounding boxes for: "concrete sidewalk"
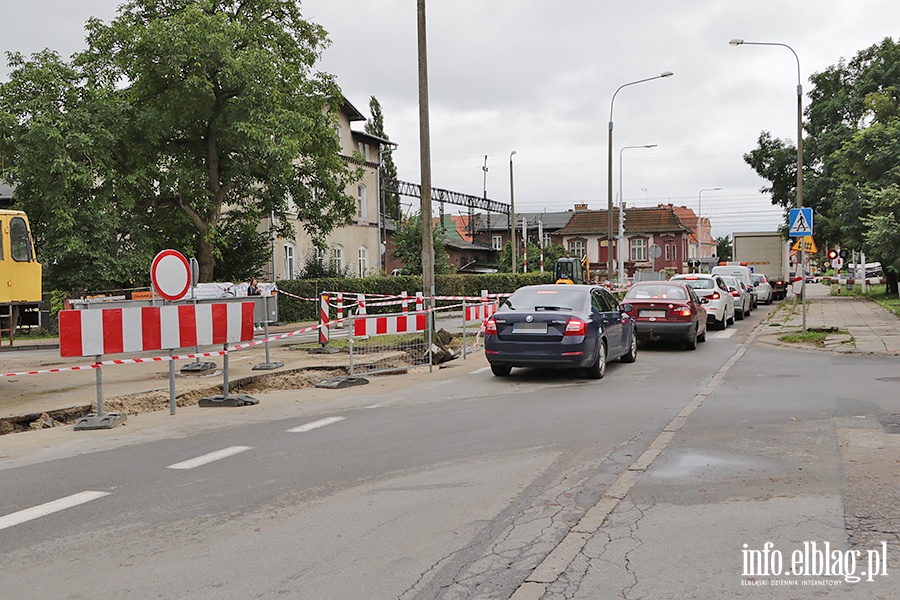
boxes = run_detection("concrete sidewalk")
[762,282,900,354]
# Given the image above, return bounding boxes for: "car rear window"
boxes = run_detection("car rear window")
[625,285,688,300]
[675,278,715,290]
[504,288,586,311]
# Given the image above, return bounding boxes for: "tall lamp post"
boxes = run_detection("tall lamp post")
[509,150,517,273]
[618,144,657,284]
[608,71,673,284]
[697,187,722,270]
[730,39,805,330]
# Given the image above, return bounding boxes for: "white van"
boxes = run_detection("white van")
[711,263,756,308]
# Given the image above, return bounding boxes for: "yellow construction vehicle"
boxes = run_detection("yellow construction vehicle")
[555,255,590,284]
[1,209,43,344]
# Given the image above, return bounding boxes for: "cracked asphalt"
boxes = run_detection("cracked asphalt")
[514,286,899,599]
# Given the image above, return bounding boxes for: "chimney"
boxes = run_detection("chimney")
[574,203,589,211]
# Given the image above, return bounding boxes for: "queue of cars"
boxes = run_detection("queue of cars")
[483,269,779,378]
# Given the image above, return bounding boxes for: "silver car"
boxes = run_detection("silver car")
[721,275,751,320]
[752,274,773,305]
[670,274,735,330]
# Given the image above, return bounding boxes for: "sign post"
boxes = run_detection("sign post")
[789,208,813,331]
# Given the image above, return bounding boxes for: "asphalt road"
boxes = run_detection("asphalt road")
[0,301,895,599]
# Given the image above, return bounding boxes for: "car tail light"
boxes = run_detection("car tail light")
[485,317,498,335]
[730,290,741,298]
[710,292,720,300]
[674,306,692,317]
[565,317,586,336]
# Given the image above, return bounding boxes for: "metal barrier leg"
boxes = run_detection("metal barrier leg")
[74,354,127,430]
[169,348,176,415]
[199,343,258,407]
[254,295,283,370]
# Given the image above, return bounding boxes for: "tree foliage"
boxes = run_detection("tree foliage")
[390,212,452,275]
[716,236,733,262]
[743,37,900,293]
[495,241,567,273]
[0,0,359,290]
[364,96,400,220]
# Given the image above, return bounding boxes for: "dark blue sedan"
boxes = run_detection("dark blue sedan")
[484,284,637,378]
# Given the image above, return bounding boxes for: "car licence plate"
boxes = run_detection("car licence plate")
[639,310,666,318]
[513,323,547,333]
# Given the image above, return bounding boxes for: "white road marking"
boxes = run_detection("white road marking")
[471,367,491,374]
[287,416,346,433]
[167,446,251,470]
[0,491,110,531]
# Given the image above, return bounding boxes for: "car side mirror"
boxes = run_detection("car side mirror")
[699,297,709,304]
[729,287,737,292]
[620,303,633,313]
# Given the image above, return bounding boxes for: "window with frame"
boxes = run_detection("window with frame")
[568,240,585,258]
[543,232,552,248]
[492,235,502,250]
[665,244,670,260]
[356,185,368,220]
[10,217,34,262]
[630,238,647,262]
[331,244,344,273]
[357,246,368,276]
[283,243,296,280]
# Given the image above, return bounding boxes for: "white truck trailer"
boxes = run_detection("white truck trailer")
[732,232,791,300]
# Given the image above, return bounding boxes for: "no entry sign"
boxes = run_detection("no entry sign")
[151,249,192,301]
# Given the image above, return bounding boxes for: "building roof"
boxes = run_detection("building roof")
[556,205,692,238]
[671,205,700,243]
[474,210,575,232]
[445,238,496,252]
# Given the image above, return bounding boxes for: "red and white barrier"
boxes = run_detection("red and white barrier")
[465,302,498,322]
[354,312,428,337]
[59,302,254,358]
[319,294,330,345]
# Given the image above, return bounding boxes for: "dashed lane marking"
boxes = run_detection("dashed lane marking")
[167,446,252,470]
[287,416,346,433]
[0,491,110,531]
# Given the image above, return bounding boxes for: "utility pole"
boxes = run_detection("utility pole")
[416,0,434,317]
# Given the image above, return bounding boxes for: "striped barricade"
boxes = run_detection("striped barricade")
[353,311,428,337]
[59,302,254,358]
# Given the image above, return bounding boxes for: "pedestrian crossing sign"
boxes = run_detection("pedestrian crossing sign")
[789,207,813,237]
[791,236,818,254]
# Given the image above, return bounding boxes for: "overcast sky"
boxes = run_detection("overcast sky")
[3,0,898,238]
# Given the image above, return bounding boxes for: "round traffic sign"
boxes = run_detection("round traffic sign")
[832,257,844,269]
[151,249,191,301]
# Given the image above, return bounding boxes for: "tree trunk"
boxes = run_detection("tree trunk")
[886,270,899,296]
[198,236,215,283]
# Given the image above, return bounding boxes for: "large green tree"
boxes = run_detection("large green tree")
[743,37,900,293]
[0,0,358,288]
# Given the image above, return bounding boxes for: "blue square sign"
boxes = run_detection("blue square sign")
[789,207,813,237]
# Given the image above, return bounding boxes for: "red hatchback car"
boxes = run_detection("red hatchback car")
[622,280,708,350]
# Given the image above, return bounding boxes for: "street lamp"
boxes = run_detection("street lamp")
[618,144,657,283]
[608,71,673,284]
[509,150,517,273]
[697,187,722,269]
[730,38,806,329]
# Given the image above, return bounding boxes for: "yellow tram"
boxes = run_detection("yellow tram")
[0,209,42,344]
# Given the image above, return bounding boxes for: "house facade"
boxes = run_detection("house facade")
[265,97,389,280]
[554,204,695,278]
